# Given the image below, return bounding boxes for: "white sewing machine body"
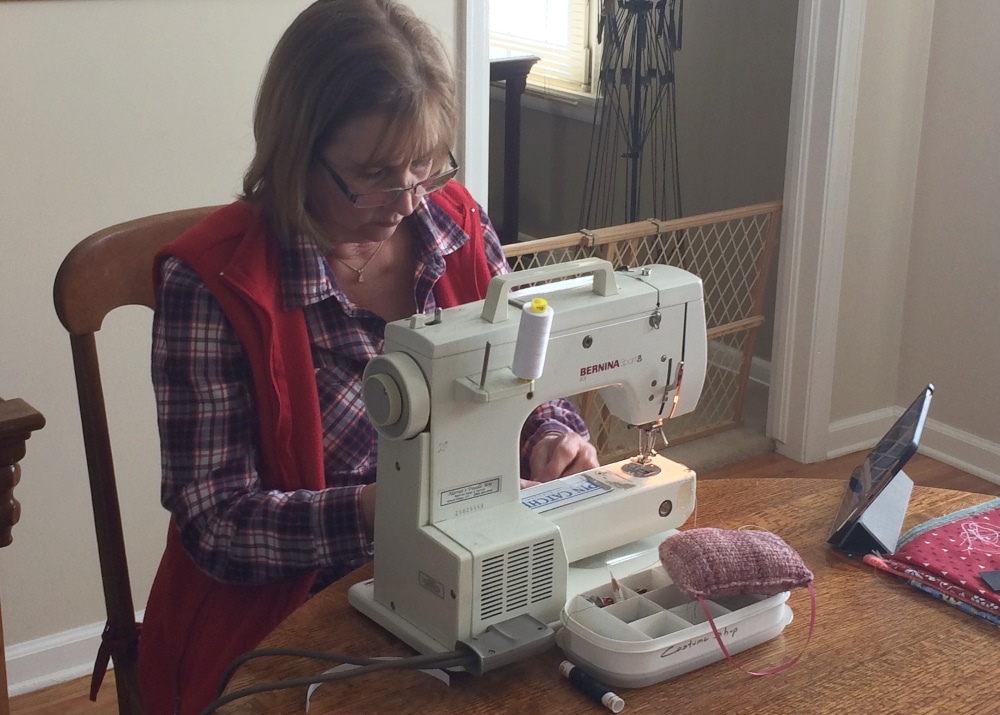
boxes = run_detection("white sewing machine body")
[348,258,707,655]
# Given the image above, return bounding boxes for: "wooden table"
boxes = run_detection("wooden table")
[221,478,999,714]
[0,397,45,715]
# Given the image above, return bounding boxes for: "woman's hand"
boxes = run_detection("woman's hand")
[526,431,599,484]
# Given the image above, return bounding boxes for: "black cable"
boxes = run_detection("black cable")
[215,646,471,695]
[199,650,475,715]
[223,648,404,693]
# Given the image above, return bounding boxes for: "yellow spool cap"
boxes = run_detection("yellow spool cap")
[530,297,548,313]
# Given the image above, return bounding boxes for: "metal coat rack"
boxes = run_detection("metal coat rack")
[581,0,684,228]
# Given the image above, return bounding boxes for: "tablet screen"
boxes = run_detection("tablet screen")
[827,384,934,544]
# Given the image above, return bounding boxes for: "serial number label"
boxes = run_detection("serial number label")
[440,477,501,506]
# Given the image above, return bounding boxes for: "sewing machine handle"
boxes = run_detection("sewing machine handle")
[481,257,619,324]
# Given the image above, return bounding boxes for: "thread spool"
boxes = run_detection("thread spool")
[511,297,554,380]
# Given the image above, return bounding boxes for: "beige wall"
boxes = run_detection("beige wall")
[0,0,457,668]
[489,0,797,233]
[833,1,935,420]
[495,0,1000,469]
[490,0,798,362]
[832,0,1000,455]
[898,1,1000,441]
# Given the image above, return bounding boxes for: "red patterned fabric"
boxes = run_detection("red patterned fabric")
[872,498,1000,619]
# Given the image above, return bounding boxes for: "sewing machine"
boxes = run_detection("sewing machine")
[348,258,707,655]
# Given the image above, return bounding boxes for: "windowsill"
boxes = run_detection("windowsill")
[489,83,598,125]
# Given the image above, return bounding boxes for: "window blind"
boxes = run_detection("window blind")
[489,0,593,95]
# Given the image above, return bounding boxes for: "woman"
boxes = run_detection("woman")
[137,1,597,712]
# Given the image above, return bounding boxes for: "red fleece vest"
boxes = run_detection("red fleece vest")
[138,183,491,714]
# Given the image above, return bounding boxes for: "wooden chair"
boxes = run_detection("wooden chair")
[0,397,45,715]
[52,206,219,715]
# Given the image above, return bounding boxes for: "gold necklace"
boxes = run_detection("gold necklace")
[332,240,386,283]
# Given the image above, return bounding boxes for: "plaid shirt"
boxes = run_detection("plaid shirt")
[152,198,588,587]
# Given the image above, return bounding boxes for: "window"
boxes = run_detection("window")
[489,0,595,97]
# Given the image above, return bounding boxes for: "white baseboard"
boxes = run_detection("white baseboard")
[706,341,773,387]
[749,356,772,387]
[826,407,899,459]
[920,418,1000,485]
[4,610,142,697]
[707,348,997,483]
[828,408,1000,486]
[5,620,105,696]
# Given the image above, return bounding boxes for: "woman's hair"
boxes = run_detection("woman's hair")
[242,0,457,244]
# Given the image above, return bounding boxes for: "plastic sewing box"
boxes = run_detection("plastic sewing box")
[556,563,793,688]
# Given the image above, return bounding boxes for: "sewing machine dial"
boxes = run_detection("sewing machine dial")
[361,352,430,440]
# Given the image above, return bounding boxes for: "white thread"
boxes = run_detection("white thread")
[511,298,553,380]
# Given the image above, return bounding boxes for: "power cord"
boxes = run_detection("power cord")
[196,651,473,715]
[454,613,556,676]
[195,614,556,715]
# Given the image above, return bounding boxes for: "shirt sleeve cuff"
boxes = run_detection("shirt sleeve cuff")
[316,483,375,567]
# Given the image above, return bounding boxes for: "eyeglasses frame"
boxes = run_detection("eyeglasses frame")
[318,151,460,208]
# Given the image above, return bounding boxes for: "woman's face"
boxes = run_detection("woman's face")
[309,112,437,245]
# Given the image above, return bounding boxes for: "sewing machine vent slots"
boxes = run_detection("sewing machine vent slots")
[479,539,557,619]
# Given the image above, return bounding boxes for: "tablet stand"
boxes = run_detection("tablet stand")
[832,470,913,555]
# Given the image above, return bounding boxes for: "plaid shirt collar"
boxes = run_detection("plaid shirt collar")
[277,197,468,311]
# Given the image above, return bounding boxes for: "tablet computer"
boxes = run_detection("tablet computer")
[827,384,934,546]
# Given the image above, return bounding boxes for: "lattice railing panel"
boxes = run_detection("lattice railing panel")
[503,202,781,462]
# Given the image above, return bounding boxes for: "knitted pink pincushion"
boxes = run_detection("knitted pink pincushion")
[658,528,813,599]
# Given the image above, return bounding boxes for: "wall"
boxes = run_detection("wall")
[489,0,798,362]
[827,0,1000,478]
[833,1,934,421]
[0,0,458,690]
[899,2,1000,448]
[489,0,1000,479]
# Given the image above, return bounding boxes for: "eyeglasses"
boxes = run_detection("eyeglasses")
[318,152,460,209]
